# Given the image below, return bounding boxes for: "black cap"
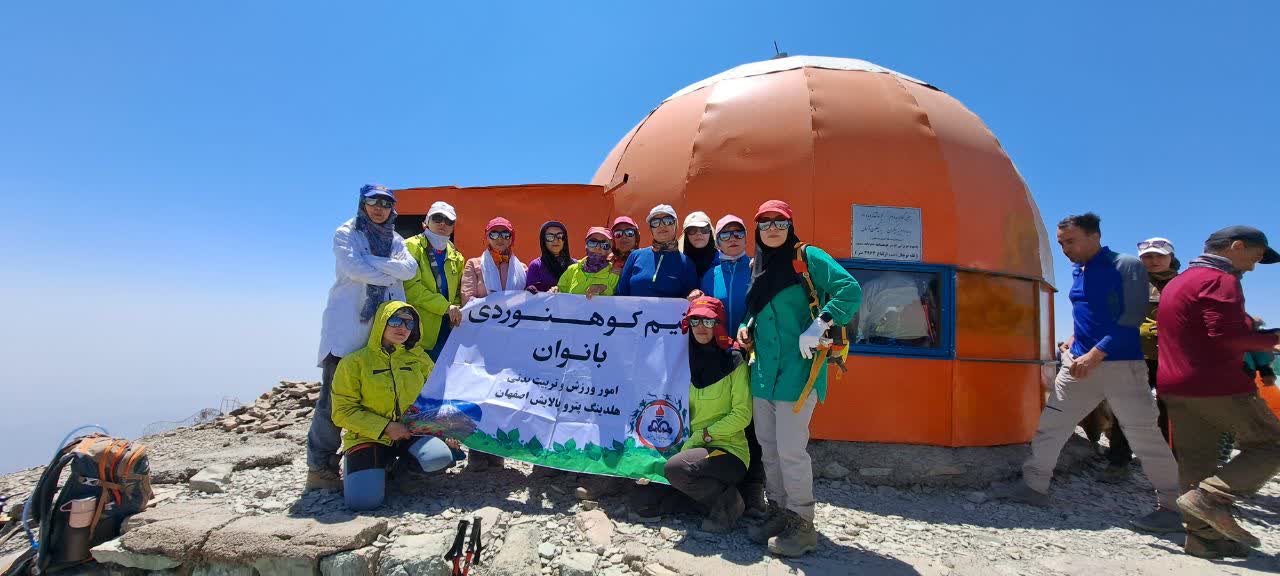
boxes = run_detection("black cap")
[1207,225,1280,264]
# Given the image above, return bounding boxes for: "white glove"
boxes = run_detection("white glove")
[798,318,831,359]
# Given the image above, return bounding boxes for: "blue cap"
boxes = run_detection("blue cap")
[360,184,395,201]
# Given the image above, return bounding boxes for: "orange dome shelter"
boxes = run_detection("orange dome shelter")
[398,56,1056,448]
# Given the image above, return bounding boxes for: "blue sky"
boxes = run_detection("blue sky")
[2,2,1276,473]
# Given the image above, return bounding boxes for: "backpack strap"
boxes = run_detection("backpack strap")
[791,243,821,321]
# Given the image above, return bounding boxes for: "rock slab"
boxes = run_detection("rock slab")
[491,525,540,576]
[189,463,235,493]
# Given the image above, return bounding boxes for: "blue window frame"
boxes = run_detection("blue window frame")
[836,259,955,360]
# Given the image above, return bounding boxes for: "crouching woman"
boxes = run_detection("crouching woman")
[331,301,461,510]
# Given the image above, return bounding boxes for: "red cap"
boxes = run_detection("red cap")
[610,216,638,230]
[681,296,735,350]
[485,217,514,234]
[585,226,611,241]
[754,200,794,221]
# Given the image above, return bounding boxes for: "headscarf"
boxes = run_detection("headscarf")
[538,220,573,281]
[610,216,638,271]
[744,224,801,318]
[355,185,397,321]
[481,217,527,291]
[681,297,743,389]
[582,227,611,274]
[683,220,718,278]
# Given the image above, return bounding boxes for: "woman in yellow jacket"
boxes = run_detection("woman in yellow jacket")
[331,301,461,510]
[554,227,622,297]
[403,202,466,361]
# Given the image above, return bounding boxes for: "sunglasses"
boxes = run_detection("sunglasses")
[1138,239,1172,251]
[386,316,417,330]
[586,239,612,250]
[544,232,566,242]
[362,197,395,209]
[429,214,455,226]
[613,228,638,239]
[686,226,712,235]
[649,216,677,228]
[687,318,719,328]
[488,231,512,241]
[717,229,748,241]
[756,218,792,231]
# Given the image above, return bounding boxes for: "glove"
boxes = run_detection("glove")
[798,318,831,359]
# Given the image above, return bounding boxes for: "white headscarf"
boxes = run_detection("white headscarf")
[481,250,526,293]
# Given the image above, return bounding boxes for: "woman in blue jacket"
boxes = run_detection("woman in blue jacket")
[615,204,699,298]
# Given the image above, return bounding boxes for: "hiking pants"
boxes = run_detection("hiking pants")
[740,420,765,497]
[1024,352,1180,508]
[754,395,818,521]
[307,354,343,471]
[665,448,747,514]
[1107,358,1172,465]
[1163,392,1280,540]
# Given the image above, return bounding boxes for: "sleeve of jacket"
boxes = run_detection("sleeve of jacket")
[556,266,576,293]
[706,364,753,439]
[460,259,481,305]
[807,247,861,326]
[367,236,418,281]
[1202,276,1280,353]
[700,266,716,295]
[615,252,636,296]
[329,356,390,442]
[404,250,451,316]
[334,226,400,286]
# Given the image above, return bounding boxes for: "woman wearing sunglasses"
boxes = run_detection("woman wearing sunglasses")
[615,205,699,298]
[331,301,463,510]
[628,297,752,531]
[738,200,861,557]
[404,201,465,362]
[555,227,621,297]
[461,217,529,305]
[682,211,719,279]
[525,221,574,293]
[609,216,641,273]
[311,184,419,492]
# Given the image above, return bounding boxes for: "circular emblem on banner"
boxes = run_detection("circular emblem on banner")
[634,399,685,451]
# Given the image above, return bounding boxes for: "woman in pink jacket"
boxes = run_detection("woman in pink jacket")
[460,217,528,304]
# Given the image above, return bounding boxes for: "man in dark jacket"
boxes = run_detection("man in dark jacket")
[1159,225,1280,558]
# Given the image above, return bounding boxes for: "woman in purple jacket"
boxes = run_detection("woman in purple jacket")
[525,221,573,292]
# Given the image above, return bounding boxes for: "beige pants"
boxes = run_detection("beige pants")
[753,395,818,521]
[1024,352,1180,508]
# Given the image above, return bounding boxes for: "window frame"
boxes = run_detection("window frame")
[836,258,956,360]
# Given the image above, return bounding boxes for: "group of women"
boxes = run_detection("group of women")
[310,184,863,557]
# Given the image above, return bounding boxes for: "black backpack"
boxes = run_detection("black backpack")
[2,434,152,575]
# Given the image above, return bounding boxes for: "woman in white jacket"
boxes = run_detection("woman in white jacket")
[307,184,419,492]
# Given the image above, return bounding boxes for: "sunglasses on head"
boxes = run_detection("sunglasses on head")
[429,214,455,226]
[613,228,638,239]
[362,197,395,208]
[649,216,677,228]
[717,229,748,241]
[488,231,512,241]
[686,226,712,235]
[687,318,718,328]
[386,316,417,330]
[544,232,566,242]
[756,218,792,231]
[586,238,612,250]
[1138,239,1172,251]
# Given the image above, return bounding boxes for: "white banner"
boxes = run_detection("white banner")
[407,292,691,481]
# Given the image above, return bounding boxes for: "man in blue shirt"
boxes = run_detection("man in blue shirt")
[994,213,1181,534]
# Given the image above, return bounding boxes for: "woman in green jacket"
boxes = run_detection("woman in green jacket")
[403,201,466,361]
[737,200,861,557]
[331,301,461,510]
[554,227,621,297]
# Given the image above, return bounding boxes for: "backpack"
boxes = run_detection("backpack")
[2,434,152,576]
[791,242,849,377]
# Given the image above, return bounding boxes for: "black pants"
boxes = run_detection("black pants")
[740,421,765,493]
[1109,358,1172,465]
[630,448,746,516]
[345,440,426,475]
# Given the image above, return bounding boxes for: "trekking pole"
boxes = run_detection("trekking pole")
[461,515,483,575]
[444,519,469,576]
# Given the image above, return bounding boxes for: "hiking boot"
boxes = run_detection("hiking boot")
[1097,464,1130,484]
[701,489,745,534]
[991,481,1049,507]
[1130,508,1183,533]
[740,483,769,520]
[768,511,818,557]
[1185,532,1252,559]
[1177,489,1260,548]
[575,477,623,500]
[304,468,343,493]
[748,501,788,544]
[465,452,504,473]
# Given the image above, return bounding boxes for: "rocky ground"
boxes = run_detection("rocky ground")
[4,381,1280,576]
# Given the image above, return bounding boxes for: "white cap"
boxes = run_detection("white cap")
[1137,237,1174,256]
[427,201,457,222]
[647,204,677,222]
[683,211,712,229]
